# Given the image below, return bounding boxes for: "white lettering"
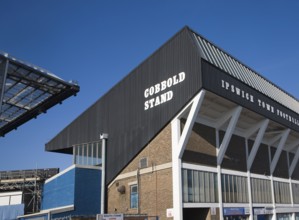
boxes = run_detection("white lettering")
[143,72,185,111]
[155,84,160,94]
[179,72,185,82]
[144,91,173,110]
[161,81,167,91]
[167,78,172,87]
[144,89,149,98]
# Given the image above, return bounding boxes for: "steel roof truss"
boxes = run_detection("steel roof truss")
[177,90,206,158]
[0,59,8,112]
[285,139,299,152]
[245,119,269,139]
[217,106,242,165]
[289,147,299,177]
[270,129,290,174]
[247,119,269,170]
[215,106,241,130]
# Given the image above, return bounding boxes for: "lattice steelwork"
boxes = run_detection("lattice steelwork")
[0,168,59,214]
[0,51,79,136]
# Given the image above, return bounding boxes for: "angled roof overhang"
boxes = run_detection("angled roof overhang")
[0,51,79,137]
[191,29,299,115]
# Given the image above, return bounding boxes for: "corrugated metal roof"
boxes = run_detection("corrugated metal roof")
[192,32,299,115]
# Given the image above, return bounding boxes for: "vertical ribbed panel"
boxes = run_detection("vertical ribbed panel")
[46,27,204,183]
[194,33,299,114]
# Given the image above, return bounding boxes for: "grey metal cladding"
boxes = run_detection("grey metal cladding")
[46,26,299,184]
[193,32,299,115]
[46,27,204,183]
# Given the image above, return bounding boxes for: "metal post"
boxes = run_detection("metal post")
[0,59,9,113]
[100,133,108,214]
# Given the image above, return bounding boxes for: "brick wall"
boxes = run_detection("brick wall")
[107,124,173,220]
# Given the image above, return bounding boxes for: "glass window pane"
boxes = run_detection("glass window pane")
[194,171,199,203]
[130,185,138,209]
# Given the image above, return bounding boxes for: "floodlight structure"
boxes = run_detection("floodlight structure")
[0,168,59,214]
[0,51,79,137]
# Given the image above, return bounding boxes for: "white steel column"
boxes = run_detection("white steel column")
[270,129,290,174]
[216,129,224,220]
[215,105,242,220]
[171,90,206,220]
[246,138,253,220]
[177,91,206,158]
[270,174,276,220]
[289,146,299,177]
[245,119,268,220]
[247,119,269,170]
[217,106,242,165]
[172,118,183,220]
[100,133,108,214]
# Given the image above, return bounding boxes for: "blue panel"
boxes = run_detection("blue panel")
[21,214,48,220]
[223,207,245,216]
[73,168,101,216]
[42,168,75,210]
[41,167,101,217]
[0,204,24,220]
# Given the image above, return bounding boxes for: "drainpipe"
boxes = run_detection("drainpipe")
[100,133,109,214]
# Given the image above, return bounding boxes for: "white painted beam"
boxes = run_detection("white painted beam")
[177,90,206,158]
[289,147,299,177]
[247,119,269,170]
[267,131,284,147]
[285,139,299,152]
[171,89,206,220]
[171,118,183,220]
[215,106,240,130]
[270,129,290,174]
[245,119,268,139]
[217,106,242,165]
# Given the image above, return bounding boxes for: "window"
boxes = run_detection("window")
[221,174,248,203]
[293,183,299,204]
[139,157,148,169]
[274,181,291,204]
[130,185,138,209]
[182,169,218,203]
[251,178,272,204]
[73,142,102,166]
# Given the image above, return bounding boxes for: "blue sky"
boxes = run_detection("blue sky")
[0,1,299,172]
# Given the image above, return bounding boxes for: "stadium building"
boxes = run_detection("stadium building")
[45,27,299,220]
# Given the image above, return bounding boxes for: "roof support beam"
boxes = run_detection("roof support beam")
[177,90,206,158]
[215,106,241,130]
[247,119,269,170]
[217,106,242,165]
[244,119,268,139]
[267,131,284,147]
[289,147,299,177]
[270,129,290,174]
[0,59,9,113]
[171,89,206,220]
[285,139,299,152]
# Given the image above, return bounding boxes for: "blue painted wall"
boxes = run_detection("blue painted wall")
[41,166,101,218]
[73,167,101,215]
[42,168,75,210]
[0,204,24,220]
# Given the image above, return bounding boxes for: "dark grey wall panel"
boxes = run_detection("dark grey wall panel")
[219,132,247,172]
[202,60,299,133]
[250,142,270,176]
[46,27,203,183]
[182,122,217,167]
[273,150,289,178]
